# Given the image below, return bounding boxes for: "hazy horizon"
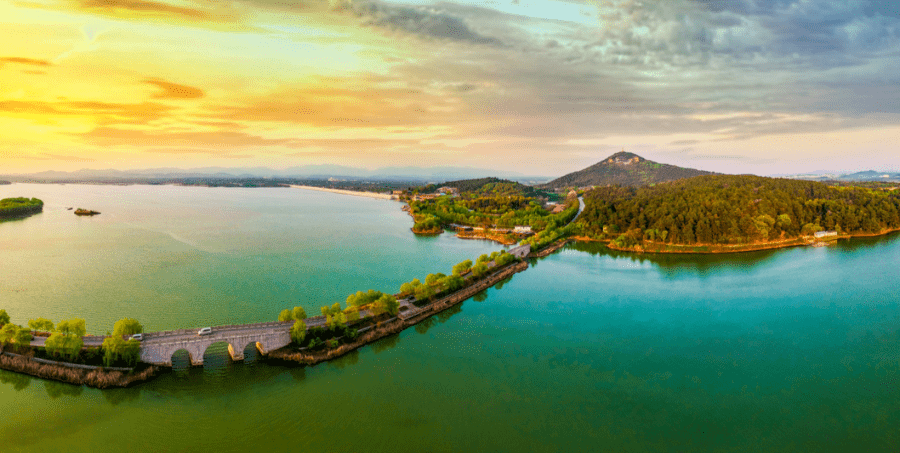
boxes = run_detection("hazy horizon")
[3,1,899,176]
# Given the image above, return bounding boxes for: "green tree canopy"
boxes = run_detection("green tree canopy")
[346,290,384,308]
[452,260,473,276]
[28,318,54,332]
[399,278,422,294]
[375,294,400,316]
[102,336,141,367]
[290,320,306,344]
[441,275,465,292]
[291,306,307,321]
[344,306,361,323]
[414,284,436,302]
[0,309,9,326]
[280,306,308,322]
[56,319,86,337]
[45,332,83,361]
[425,273,446,286]
[0,324,18,345]
[112,318,143,337]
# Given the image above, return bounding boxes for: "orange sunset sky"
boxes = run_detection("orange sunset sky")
[2,0,898,176]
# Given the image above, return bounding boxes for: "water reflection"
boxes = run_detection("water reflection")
[370,333,400,354]
[567,241,795,278]
[0,369,32,391]
[289,367,306,383]
[102,387,141,406]
[435,303,463,323]
[414,317,436,335]
[329,349,360,370]
[201,342,234,380]
[242,342,261,365]
[494,274,514,290]
[44,380,83,399]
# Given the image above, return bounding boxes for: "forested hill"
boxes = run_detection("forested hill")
[545,152,715,189]
[424,177,541,197]
[577,175,900,246]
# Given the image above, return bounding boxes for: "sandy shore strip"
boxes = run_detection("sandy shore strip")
[289,185,395,200]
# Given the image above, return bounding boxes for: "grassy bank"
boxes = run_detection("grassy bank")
[0,349,158,389]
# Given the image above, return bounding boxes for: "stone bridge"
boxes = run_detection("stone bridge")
[138,321,295,366]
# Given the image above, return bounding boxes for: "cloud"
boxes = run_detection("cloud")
[207,76,467,128]
[75,0,215,20]
[0,100,173,125]
[20,0,247,27]
[332,0,502,45]
[0,57,52,67]
[143,78,205,99]
[40,153,95,162]
[78,127,295,147]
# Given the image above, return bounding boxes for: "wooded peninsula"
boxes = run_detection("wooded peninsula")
[574,174,900,252]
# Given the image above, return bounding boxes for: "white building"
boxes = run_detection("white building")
[513,225,532,234]
[814,231,838,239]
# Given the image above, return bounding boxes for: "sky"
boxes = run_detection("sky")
[1,0,898,176]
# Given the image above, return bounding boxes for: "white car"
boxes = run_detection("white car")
[197,327,212,336]
[130,333,143,341]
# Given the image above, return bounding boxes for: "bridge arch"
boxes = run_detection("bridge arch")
[171,349,193,370]
[203,341,240,363]
[242,341,264,364]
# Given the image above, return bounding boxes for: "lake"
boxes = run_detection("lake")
[1,184,898,452]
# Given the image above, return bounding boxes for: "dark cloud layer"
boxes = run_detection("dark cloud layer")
[333,0,502,45]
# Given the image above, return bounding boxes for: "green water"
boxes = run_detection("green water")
[2,184,899,452]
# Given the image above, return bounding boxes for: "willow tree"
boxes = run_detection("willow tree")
[112,318,143,337]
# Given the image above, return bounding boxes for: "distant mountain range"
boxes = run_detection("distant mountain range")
[790,170,900,183]
[543,151,716,188]
[4,155,896,187]
[1,165,551,184]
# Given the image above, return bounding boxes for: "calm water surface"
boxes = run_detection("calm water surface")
[1,184,898,452]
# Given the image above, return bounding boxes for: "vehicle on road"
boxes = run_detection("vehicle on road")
[131,333,143,341]
[197,327,212,336]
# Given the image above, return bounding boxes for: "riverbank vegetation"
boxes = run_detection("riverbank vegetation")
[575,175,900,251]
[0,197,43,218]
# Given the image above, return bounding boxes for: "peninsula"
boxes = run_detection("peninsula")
[289,184,395,200]
[574,174,900,253]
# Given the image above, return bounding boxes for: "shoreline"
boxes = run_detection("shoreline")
[289,185,395,200]
[585,227,900,254]
[0,350,159,389]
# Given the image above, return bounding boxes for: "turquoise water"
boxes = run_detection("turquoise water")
[1,184,899,452]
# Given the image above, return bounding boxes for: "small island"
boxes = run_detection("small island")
[0,197,43,219]
[74,209,101,216]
